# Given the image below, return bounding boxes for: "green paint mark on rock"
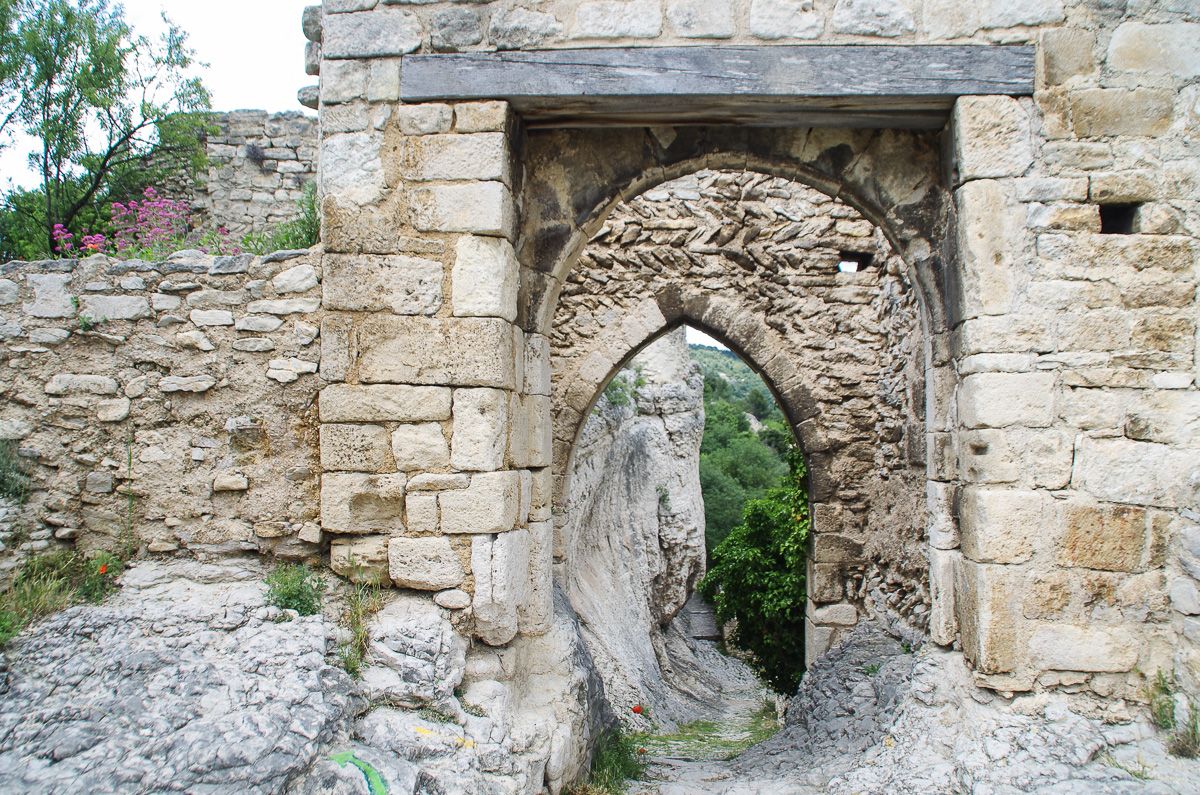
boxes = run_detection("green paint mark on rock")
[330,750,389,795]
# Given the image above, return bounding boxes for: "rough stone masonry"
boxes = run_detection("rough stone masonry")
[0,1,1198,790]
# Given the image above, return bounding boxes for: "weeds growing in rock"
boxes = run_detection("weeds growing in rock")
[337,579,382,678]
[1170,701,1199,759]
[264,563,325,616]
[1144,671,1200,758]
[0,440,31,504]
[571,729,646,794]
[0,549,124,645]
[863,663,881,676]
[1148,671,1176,730]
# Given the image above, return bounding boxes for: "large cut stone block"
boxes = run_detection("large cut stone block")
[322,255,443,315]
[319,384,452,423]
[928,547,960,646]
[440,471,520,534]
[518,520,554,636]
[1107,22,1200,79]
[956,560,1026,674]
[391,423,450,471]
[748,0,822,39]
[408,182,515,238]
[471,530,529,645]
[666,0,734,38]
[958,372,1055,429]
[24,274,73,318]
[321,472,407,534]
[954,180,1027,318]
[959,487,1046,564]
[358,316,516,389]
[572,0,662,38]
[320,423,392,472]
[1073,436,1199,509]
[452,236,519,322]
[1029,624,1138,672]
[952,97,1033,182]
[451,388,509,471]
[323,8,422,58]
[388,536,465,591]
[331,535,392,586]
[1057,500,1146,572]
[1068,89,1174,137]
[399,133,511,184]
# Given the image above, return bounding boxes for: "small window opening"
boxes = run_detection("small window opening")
[837,251,873,273]
[1099,203,1140,235]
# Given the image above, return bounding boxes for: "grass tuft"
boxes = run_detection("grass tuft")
[1170,702,1200,759]
[264,563,326,616]
[570,729,647,795]
[337,579,382,678]
[0,549,125,645]
[0,440,31,504]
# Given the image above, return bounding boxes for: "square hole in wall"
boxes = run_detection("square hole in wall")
[1099,203,1140,235]
[837,251,873,273]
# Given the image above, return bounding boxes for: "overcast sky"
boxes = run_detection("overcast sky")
[1,0,312,189]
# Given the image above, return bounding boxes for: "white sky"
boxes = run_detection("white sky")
[1,0,312,189]
[686,326,728,350]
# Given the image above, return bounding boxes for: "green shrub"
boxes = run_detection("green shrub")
[265,563,326,616]
[1149,671,1176,730]
[700,447,810,694]
[0,440,31,504]
[241,182,320,254]
[338,580,383,677]
[1171,703,1199,758]
[0,549,124,645]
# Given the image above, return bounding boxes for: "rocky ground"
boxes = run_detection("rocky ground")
[1,558,1198,794]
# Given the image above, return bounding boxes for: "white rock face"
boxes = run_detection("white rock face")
[562,328,711,725]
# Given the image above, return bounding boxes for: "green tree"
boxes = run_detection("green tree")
[745,388,772,421]
[0,0,210,257]
[700,448,810,694]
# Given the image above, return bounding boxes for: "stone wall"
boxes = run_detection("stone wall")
[0,249,325,579]
[552,170,928,659]
[192,111,318,239]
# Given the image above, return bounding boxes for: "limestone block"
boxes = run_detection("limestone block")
[400,133,511,184]
[395,103,453,135]
[927,481,958,550]
[1057,500,1146,573]
[189,309,234,327]
[518,520,553,635]
[408,182,515,239]
[811,603,857,626]
[524,334,551,396]
[233,339,274,353]
[24,274,73,318]
[517,395,552,469]
[1132,312,1194,354]
[451,236,518,321]
[391,423,450,471]
[321,472,407,533]
[928,547,960,645]
[953,97,1033,182]
[237,315,284,332]
[321,132,385,206]
[471,530,529,646]
[958,372,1055,430]
[1029,624,1137,673]
[979,0,1063,28]
[331,535,392,586]
[159,375,216,393]
[322,255,442,315]
[408,473,469,492]
[451,388,509,471]
[440,471,520,534]
[319,423,391,472]
[954,179,1027,318]
[922,0,978,38]
[0,279,18,305]
[1074,436,1199,509]
[831,0,915,36]
[320,59,366,105]
[45,374,118,396]
[362,593,466,706]
[434,589,470,610]
[959,487,1046,564]
[320,384,452,422]
[958,428,1073,490]
[1126,391,1200,446]
[432,6,484,51]
[572,0,662,38]
[1089,171,1159,204]
[78,295,151,321]
[1108,22,1200,79]
[388,536,465,590]
[357,316,516,389]
[406,493,438,534]
[273,263,319,294]
[1170,577,1200,616]
[1069,89,1174,138]
[529,467,552,523]
[956,560,1025,674]
[266,357,319,383]
[323,9,422,58]
[666,0,733,38]
[453,101,508,133]
[213,471,250,492]
[489,8,564,50]
[96,398,131,422]
[246,298,320,315]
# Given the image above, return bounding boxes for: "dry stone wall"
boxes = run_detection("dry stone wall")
[0,249,325,578]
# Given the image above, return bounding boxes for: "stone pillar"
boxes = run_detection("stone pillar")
[317,95,551,645]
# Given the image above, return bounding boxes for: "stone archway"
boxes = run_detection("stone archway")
[546,168,931,662]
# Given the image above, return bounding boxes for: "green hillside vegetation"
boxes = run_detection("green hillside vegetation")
[690,344,791,554]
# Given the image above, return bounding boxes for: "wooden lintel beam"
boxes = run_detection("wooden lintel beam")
[399,45,1035,129]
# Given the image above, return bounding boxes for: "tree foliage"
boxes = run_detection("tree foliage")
[699,448,810,694]
[0,0,210,258]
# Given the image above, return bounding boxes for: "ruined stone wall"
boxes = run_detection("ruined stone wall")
[0,250,325,580]
[192,111,318,239]
[551,170,928,658]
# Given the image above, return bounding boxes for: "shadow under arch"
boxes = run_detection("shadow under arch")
[520,128,950,340]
